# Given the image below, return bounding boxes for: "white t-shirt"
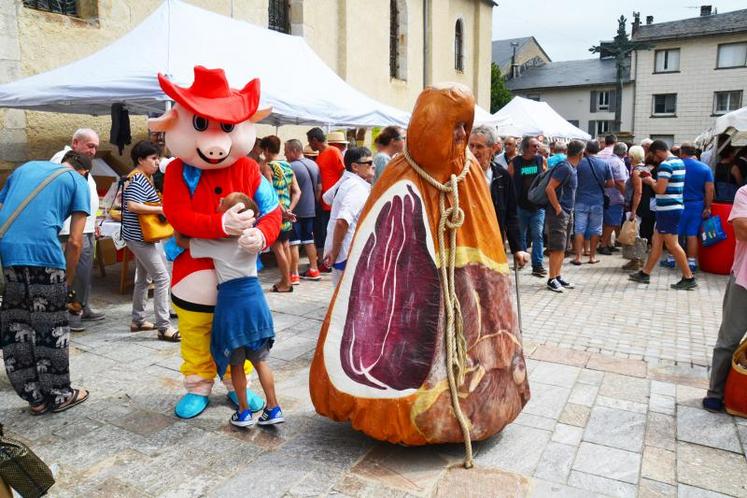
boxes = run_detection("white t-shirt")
[190,238,257,284]
[52,146,99,235]
[323,171,371,264]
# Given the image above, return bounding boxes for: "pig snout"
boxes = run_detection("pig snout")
[196,135,233,164]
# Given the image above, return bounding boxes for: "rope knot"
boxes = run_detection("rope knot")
[403,147,475,469]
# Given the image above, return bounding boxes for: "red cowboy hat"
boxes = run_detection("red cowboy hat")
[157,66,271,124]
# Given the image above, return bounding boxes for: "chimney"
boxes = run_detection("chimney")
[646,15,654,25]
[700,5,712,16]
[632,12,641,35]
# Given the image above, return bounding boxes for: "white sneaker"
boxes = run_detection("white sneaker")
[547,278,564,293]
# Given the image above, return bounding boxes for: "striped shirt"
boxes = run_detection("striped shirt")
[655,157,685,211]
[122,172,160,241]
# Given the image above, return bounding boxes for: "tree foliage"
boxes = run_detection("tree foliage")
[490,63,512,113]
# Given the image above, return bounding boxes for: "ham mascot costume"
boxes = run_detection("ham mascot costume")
[149,66,282,419]
[309,83,530,467]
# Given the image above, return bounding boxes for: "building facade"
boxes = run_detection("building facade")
[631,8,747,146]
[505,58,633,138]
[491,36,550,79]
[0,0,495,169]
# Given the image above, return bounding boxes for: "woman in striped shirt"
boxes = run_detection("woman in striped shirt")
[122,140,180,341]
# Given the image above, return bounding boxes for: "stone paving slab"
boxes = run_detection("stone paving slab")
[0,257,743,497]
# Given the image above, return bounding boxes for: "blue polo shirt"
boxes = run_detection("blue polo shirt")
[0,161,90,269]
[682,157,714,203]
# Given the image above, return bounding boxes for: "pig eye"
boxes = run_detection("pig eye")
[192,115,209,132]
[220,123,235,133]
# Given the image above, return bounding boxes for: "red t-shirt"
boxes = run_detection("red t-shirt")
[316,146,345,211]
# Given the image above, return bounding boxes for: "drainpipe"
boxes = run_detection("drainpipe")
[422,0,429,88]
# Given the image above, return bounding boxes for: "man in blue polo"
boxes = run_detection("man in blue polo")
[630,140,696,290]
[678,142,714,272]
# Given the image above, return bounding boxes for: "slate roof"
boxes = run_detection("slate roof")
[505,58,631,91]
[634,8,747,42]
[491,36,550,68]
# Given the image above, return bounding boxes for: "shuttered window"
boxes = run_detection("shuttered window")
[23,0,77,16]
[454,19,465,72]
[268,0,290,34]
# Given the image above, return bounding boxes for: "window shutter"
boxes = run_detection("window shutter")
[608,91,617,113]
[590,91,597,113]
[588,120,596,136]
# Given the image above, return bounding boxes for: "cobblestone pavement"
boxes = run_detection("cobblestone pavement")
[1,254,746,497]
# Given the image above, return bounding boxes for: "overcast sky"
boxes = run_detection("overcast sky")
[491,1,747,61]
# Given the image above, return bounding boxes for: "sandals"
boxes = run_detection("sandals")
[30,403,49,416]
[158,326,181,342]
[131,320,156,332]
[571,260,583,266]
[51,388,89,413]
[271,284,293,293]
[588,259,600,264]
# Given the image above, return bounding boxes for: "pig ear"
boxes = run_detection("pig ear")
[250,107,272,123]
[148,108,179,131]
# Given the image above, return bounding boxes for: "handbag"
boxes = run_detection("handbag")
[700,215,727,247]
[724,339,747,418]
[0,168,70,294]
[618,218,638,246]
[588,157,610,209]
[0,424,55,498]
[138,205,174,243]
[123,172,173,243]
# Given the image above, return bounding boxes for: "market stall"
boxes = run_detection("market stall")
[491,96,591,140]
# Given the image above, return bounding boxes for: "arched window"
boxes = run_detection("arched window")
[389,0,407,80]
[268,0,290,34]
[454,19,464,72]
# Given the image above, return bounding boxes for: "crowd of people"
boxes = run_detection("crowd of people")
[0,120,744,421]
[468,130,747,294]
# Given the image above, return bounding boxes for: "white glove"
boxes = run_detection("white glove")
[221,203,255,235]
[238,227,266,254]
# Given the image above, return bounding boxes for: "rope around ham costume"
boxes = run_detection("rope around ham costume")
[149,66,282,419]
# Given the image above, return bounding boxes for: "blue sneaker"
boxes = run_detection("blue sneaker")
[688,260,698,272]
[659,256,675,268]
[230,408,255,427]
[257,406,285,426]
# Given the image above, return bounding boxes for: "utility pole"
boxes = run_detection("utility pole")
[589,16,652,133]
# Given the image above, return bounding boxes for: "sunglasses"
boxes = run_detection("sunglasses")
[355,160,374,166]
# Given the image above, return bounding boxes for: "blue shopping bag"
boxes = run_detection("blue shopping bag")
[701,215,727,247]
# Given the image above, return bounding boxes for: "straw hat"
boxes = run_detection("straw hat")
[303,145,318,157]
[327,131,348,144]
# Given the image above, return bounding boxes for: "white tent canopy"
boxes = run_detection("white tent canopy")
[473,105,517,130]
[0,0,409,128]
[698,106,747,146]
[491,97,591,140]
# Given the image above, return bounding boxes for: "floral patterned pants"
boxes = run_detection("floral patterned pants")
[1,266,73,407]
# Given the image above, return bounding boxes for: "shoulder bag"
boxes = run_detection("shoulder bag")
[0,167,69,294]
[124,171,174,243]
[0,424,55,498]
[588,157,610,209]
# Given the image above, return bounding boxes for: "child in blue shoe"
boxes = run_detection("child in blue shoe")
[178,192,284,427]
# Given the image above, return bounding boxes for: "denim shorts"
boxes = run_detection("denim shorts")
[290,217,315,246]
[678,202,704,237]
[655,210,682,235]
[603,204,624,227]
[574,203,603,236]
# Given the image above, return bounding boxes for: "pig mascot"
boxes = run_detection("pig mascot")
[149,66,282,419]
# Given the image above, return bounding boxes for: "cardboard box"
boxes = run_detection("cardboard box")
[96,237,118,266]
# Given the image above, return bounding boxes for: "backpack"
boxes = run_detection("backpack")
[527,167,560,207]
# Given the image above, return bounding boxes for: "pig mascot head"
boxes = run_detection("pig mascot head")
[149,66,282,420]
[149,65,271,168]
